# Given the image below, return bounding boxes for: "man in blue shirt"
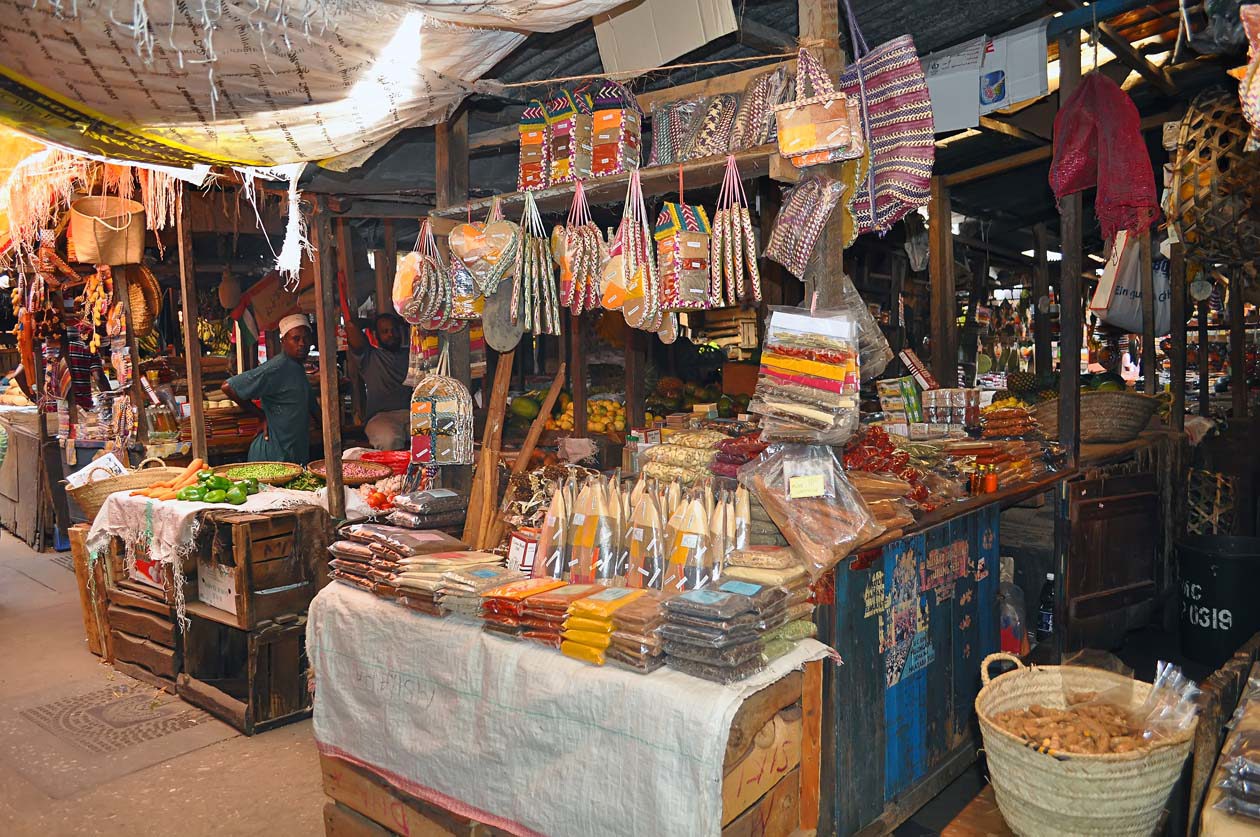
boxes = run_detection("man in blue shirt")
[222,314,319,464]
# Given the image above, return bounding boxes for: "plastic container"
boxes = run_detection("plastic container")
[1179,535,1260,667]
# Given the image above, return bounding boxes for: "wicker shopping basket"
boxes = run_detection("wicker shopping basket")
[65,457,185,521]
[1031,390,1159,443]
[976,653,1195,837]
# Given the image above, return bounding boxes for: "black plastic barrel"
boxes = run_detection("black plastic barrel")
[1179,535,1260,667]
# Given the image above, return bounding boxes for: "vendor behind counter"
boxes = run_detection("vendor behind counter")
[341,274,410,450]
[222,313,318,464]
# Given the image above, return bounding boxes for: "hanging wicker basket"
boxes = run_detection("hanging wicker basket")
[128,283,154,337]
[1168,87,1260,265]
[69,196,146,265]
[1030,390,1159,443]
[976,653,1195,837]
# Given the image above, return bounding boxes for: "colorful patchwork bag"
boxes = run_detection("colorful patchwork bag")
[655,200,711,311]
[584,79,643,177]
[545,89,593,184]
[517,98,549,192]
[775,48,861,164]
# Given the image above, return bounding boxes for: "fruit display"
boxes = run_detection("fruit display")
[545,397,626,434]
[0,377,32,406]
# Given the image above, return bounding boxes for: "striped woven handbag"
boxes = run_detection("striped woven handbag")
[837,0,935,235]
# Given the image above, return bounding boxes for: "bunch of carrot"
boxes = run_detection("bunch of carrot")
[130,458,206,501]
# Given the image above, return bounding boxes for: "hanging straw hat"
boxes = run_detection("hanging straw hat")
[128,282,154,337]
[134,264,162,318]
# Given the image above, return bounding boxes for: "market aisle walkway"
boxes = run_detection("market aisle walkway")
[0,531,325,836]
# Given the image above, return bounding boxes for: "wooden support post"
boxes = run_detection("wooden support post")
[798,0,845,310]
[1057,31,1083,467]
[115,266,148,445]
[1140,231,1157,395]
[570,314,587,439]
[1199,299,1211,417]
[1032,223,1052,378]
[928,176,957,387]
[378,219,396,316]
[890,255,906,369]
[312,197,346,520]
[624,328,645,429]
[1230,272,1248,419]
[436,108,473,495]
[177,189,207,461]
[1169,244,1186,432]
[336,219,365,425]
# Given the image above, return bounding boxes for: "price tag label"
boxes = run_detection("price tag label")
[788,474,826,498]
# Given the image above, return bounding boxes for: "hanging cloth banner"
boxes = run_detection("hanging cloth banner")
[0,0,626,169]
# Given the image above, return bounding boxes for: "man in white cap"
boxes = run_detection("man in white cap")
[221,313,318,464]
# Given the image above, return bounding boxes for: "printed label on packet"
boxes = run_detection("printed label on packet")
[788,474,826,499]
[680,590,729,604]
[681,533,701,549]
[471,569,499,578]
[589,588,637,601]
[719,580,763,596]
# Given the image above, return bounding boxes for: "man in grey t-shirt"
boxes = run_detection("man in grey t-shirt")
[345,311,412,450]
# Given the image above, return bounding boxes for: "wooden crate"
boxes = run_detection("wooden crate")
[177,612,311,735]
[183,510,319,630]
[319,661,823,837]
[68,524,110,659]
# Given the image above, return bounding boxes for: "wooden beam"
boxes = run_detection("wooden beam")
[798,0,845,310]
[1096,22,1176,96]
[738,19,797,53]
[1057,31,1083,467]
[336,219,364,424]
[624,329,645,429]
[382,219,398,315]
[978,116,1048,145]
[177,189,207,460]
[928,177,957,387]
[312,197,346,520]
[1169,243,1186,432]
[1230,272,1247,418]
[1139,230,1157,395]
[1033,224,1052,378]
[570,314,587,439]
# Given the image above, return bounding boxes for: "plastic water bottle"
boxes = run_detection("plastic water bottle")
[1036,572,1056,643]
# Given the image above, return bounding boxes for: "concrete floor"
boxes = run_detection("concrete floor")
[0,531,325,837]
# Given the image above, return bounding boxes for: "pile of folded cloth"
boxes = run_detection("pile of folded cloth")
[393,551,503,616]
[661,583,788,684]
[387,488,468,532]
[561,588,647,666]
[480,578,567,639]
[328,539,377,590]
[440,566,527,618]
[518,584,604,648]
[336,524,467,600]
[607,589,672,673]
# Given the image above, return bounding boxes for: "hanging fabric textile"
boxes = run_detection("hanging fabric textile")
[512,192,561,336]
[710,155,761,307]
[836,0,935,235]
[1048,72,1159,240]
[555,180,605,315]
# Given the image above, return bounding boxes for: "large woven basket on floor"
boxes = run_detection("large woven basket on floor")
[65,456,185,521]
[976,653,1195,837]
[1031,390,1159,443]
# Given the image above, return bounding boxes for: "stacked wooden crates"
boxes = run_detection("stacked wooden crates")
[177,508,325,735]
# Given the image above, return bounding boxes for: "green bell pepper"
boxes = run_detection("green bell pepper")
[242,478,260,495]
[203,489,228,504]
[224,486,248,505]
[177,486,206,502]
[197,469,215,482]
[205,475,232,492]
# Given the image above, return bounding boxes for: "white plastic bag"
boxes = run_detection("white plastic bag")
[1091,232,1170,335]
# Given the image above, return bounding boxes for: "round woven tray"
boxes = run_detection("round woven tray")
[976,653,1194,837]
[213,461,303,485]
[307,458,393,487]
[1030,390,1159,443]
[65,457,185,521]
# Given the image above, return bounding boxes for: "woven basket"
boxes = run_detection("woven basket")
[976,653,1195,837]
[1030,391,1159,443]
[213,461,303,486]
[128,283,154,337]
[65,457,185,521]
[1169,87,1260,265]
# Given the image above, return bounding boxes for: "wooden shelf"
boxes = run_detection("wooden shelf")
[432,145,787,220]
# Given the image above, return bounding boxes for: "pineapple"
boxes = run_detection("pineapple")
[1007,371,1037,394]
[1038,389,1057,402]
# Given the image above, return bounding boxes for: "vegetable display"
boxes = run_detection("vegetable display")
[129,458,207,501]
[138,465,261,505]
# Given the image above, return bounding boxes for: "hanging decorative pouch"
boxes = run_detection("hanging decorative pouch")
[546,90,594,185]
[710,155,762,307]
[449,198,521,297]
[556,180,605,315]
[836,0,934,234]
[584,79,643,177]
[448,254,481,321]
[518,98,550,192]
[410,342,475,465]
[650,97,703,166]
[618,169,661,332]
[683,93,741,161]
[774,48,857,162]
[393,248,425,324]
[411,219,453,330]
[730,66,792,151]
[512,192,561,336]
[404,325,427,386]
[654,173,711,311]
[763,174,846,278]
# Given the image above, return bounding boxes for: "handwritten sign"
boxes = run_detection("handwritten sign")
[197,557,237,615]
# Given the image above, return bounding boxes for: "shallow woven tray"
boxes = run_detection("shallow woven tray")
[213,461,303,485]
[308,459,393,487]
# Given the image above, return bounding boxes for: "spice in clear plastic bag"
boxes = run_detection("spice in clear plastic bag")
[664,637,763,667]
[564,615,614,633]
[393,488,465,516]
[660,621,760,648]
[727,546,798,571]
[561,639,607,665]
[564,629,613,649]
[608,645,666,673]
[663,588,756,621]
[668,653,764,684]
[764,619,818,643]
[664,495,713,591]
[569,587,647,619]
[715,579,787,613]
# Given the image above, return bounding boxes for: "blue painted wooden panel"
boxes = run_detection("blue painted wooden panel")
[830,504,1002,836]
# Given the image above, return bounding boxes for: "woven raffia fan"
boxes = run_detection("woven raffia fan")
[1169,87,1260,266]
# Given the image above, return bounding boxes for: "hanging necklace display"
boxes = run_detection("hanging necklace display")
[710,155,761,307]
[512,192,562,336]
[554,180,605,315]
[449,198,520,298]
[619,169,662,332]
